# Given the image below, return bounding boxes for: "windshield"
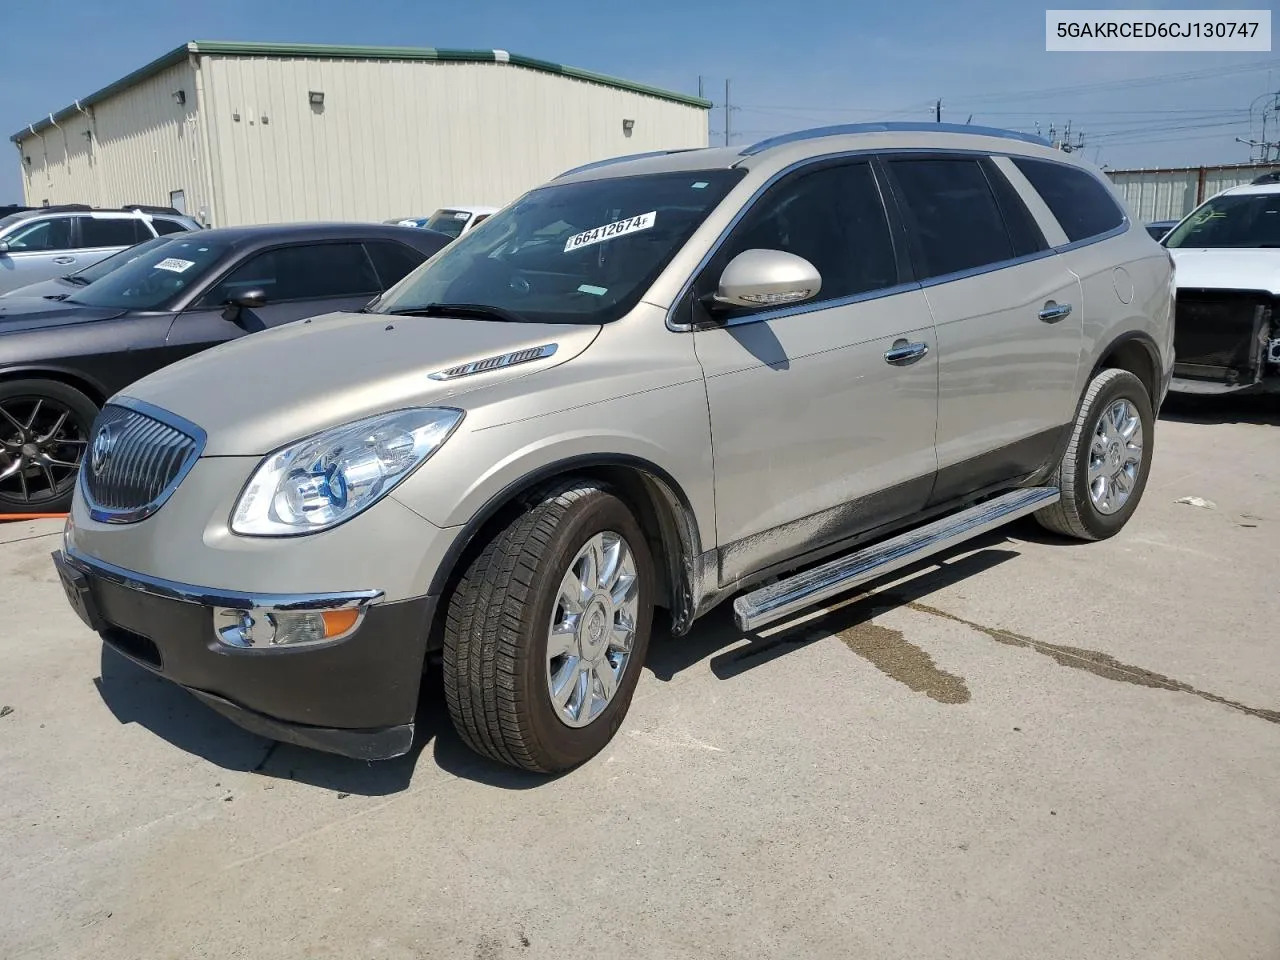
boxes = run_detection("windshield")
[422,209,472,239]
[68,236,173,284]
[1163,192,1280,248]
[69,236,230,310]
[376,170,744,324]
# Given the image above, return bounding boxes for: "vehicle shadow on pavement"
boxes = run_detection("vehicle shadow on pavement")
[94,650,552,795]
[646,532,1023,682]
[1158,394,1280,426]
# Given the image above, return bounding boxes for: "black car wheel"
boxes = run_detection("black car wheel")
[0,379,98,514]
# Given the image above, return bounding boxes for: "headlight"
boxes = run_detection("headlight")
[230,407,463,536]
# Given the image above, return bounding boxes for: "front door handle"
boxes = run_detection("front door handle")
[884,339,929,366]
[1038,301,1072,323]
[52,256,76,265]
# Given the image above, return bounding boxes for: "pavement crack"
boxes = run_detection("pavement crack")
[837,621,971,704]
[252,741,280,773]
[900,599,1280,725]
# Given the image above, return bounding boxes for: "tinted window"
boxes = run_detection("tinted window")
[375,169,745,325]
[712,161,898,304]
[69,236,231,310]
[1012,157,1125,243]
[152,218,190,236]
[984,161,1049,257]
[203,242,380,305]
[365,240,427,288]
[889,158,1014,279]
[77,217,147,248]
[68,236,173,286]
[3,217,72,251]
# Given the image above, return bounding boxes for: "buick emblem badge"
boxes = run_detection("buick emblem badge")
[90,426,113,475]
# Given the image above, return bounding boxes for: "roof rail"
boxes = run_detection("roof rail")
[554,149,698,180]
[739,122,1052,157]
[122,203,183,215]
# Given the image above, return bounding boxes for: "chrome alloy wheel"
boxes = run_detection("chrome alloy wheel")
[1088,398,1143,515]
[546,530,640,728]
[0,397,88,505]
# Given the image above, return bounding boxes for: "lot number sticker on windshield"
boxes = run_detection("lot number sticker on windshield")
[154,257,196,273]
[564,211,656,253]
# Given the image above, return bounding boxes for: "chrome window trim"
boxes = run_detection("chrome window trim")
[63,544,384,611]
[81,395,208,525]
[664,147,1128,333]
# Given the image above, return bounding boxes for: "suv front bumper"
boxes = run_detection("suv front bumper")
[53,546,434,760]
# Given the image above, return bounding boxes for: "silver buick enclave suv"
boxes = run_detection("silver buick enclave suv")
[53,123,1175,773]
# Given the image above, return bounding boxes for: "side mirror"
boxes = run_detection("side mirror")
[221,288,267,325]
[0,241,10,255]
[707,249,822,313]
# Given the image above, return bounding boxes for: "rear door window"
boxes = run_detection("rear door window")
[77,216,149,248]
[1011,157,1126,242]
[886,157,1016,280]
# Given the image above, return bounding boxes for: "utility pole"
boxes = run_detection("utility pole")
[698,75,704,99]
[725,79,732,146]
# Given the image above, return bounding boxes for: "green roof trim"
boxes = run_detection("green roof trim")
[12,40,711,142]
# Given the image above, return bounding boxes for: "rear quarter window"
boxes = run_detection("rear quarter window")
[1012,157,1126,243]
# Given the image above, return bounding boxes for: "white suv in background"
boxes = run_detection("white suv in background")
[0,205,201,296]
[1161,173,1280,395]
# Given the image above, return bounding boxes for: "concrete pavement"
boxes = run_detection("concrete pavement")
[2,397,1277,960]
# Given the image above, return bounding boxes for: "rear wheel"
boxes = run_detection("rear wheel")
[0,379,98,515]
[442,480,655,773]
[1035,368,1153,541]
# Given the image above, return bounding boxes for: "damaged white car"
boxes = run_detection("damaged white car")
[1163,174,1280,395]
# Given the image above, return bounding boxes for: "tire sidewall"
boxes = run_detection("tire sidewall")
[1071,371,1154,538]
[517,490,655,770]
[0,379,98,512]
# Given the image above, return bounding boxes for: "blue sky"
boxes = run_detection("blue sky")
[2,0,1278,203]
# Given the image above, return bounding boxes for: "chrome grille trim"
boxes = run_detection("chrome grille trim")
[80,397,207,525]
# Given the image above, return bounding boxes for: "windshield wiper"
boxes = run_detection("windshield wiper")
[64,274,90,285]
[383,302,527,323]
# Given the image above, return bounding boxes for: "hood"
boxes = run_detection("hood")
[1168,248,1280,296]
[0,276,77,301]
[0,297,127,330]
[123,309,602,456]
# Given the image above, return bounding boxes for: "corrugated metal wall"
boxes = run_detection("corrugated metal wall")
[1108,163,1280,222]
[200,55,709,226]
[17,60,212,218]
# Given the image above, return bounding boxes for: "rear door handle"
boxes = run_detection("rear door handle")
[52,256,76,265]
[1038,301,1072,323]
[884,339,929,366]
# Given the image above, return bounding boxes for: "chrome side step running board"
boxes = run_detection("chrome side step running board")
[732,486,1060,632]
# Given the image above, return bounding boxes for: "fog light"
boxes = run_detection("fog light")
[214,606,364,649]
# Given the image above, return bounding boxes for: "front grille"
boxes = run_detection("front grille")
[81,403,202,523]
[1173,293,1270,375]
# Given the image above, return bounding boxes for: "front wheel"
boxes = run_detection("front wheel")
[1035,368,1154,541]
[442,480,655,773]
[0,379,98,515]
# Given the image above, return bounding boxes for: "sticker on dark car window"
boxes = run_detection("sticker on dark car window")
[154,257,196,273]
[563,211,656,253]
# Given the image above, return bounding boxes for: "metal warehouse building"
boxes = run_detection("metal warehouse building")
[11,41,711,226]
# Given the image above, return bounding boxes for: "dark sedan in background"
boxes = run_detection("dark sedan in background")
[0,222,450,512]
